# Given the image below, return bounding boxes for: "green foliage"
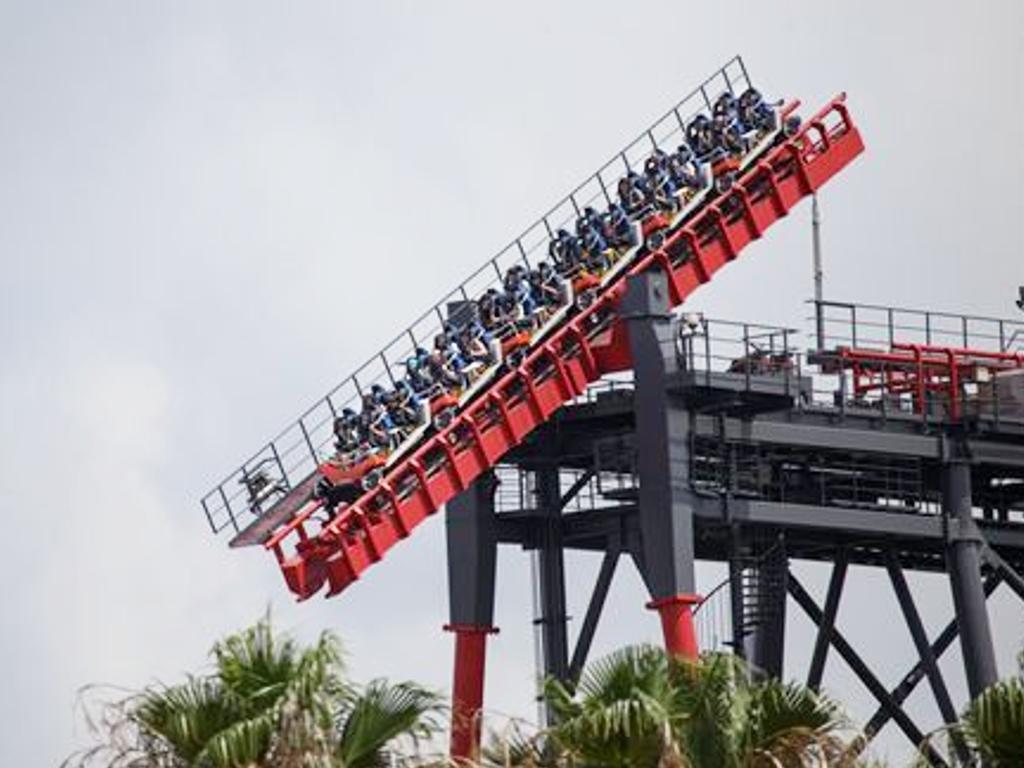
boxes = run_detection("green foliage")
[914,642,1024,768]
[64,615,443,768]
[961,678,1024,767]
[337,679,445,768]
[486,647,865,768]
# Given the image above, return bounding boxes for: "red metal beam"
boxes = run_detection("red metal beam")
[648,594,702,660]
[446,624,497,763]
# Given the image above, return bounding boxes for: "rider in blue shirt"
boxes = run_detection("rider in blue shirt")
[333,407,361,453]
[388,380,422,427]
[668,144,706,192]
[530,261,567,309]
[645,151,680,213]
[504,265,537,317]
[549,228,582,274]
[738,87,777,133]
[605,202,638,249]
[617,171,651,217]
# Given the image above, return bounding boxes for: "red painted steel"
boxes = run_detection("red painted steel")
[265,95,865,601]
[648,594,703,660]
[446,624,496,763]
[839,343,1024,420]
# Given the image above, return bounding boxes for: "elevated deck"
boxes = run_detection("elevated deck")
[493,309,1024,574]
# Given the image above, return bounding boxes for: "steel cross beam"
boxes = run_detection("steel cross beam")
[560,468,596,510]
[806,549,848,692]
[568,547,620,683]
[862,574,1002,738]
[787,574,947,766]
[983,545,1024,601]
[884,550,960,729]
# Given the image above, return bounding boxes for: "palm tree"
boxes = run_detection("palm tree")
[916,649,1024,768]
[65,616,443,768]
[485,645,864,768]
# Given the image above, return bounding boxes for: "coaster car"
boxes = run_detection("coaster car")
[427,343,502,427]
[320,445,389,491]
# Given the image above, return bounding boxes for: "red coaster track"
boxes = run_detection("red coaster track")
[264,94,865,601]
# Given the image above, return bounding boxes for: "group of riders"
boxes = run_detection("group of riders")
[547,87,779,279]
[326,87,783,476]
[329,260,570,459]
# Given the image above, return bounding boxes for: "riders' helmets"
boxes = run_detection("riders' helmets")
[740,87,763,108]
[687,115,710,144]
[713,92,737,117]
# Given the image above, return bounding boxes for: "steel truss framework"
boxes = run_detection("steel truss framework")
[446,272,1024,765]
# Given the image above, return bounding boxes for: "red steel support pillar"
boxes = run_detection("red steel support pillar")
[624,271,702,664]
[446,624,497,763]
[445,475,499,762]
[648,594,702,659]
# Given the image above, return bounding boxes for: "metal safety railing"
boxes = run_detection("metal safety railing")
[691,440,939,515]
[811,299,1024,355]
[201,57,755,535]
[677,316,803,396]
[807,300,1024,425]
[486,315,805,520]
[694,577,735,654]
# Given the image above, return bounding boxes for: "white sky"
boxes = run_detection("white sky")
[1,2,1022,765]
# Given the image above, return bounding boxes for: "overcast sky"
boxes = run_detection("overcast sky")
[1,2,1023,766]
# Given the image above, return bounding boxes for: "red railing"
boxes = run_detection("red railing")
[839,343,1024,420]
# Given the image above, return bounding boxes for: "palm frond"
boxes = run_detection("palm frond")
[337,679,444,768]
[132,676,241,762]
[962,678,1024,767]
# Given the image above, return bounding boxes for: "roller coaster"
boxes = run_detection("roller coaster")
[202,57,861,587]
[200,56,883,760]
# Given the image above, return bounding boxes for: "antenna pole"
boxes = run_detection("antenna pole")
[812,194,825,349]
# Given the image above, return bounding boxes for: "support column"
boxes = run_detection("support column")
[535,462,570,685]
[446,474,499,763]
[623,270,701,660]
[943,459,998,698]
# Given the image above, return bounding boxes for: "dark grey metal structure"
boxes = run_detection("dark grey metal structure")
[444,274,1024,760]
